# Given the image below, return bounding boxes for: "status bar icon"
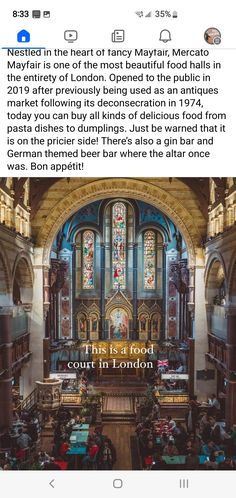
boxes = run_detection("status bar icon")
[32,10,41,18]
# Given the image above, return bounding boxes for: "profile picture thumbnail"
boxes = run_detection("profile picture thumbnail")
[204,27,221,45]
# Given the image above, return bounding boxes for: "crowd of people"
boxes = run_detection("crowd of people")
[0,406,117,471]
[0,410,41,470]
[136,396,236,470]
[52,410,116,470]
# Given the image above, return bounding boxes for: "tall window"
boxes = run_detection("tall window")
[82,230,95,289]
[144,230,156,289]
[112,202,126,289]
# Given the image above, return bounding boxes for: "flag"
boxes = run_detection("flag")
[158,359,169,367]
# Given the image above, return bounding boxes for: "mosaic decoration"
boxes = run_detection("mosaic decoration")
[82,230,94,289]
[144,231,156,289]
[112,202,126,289]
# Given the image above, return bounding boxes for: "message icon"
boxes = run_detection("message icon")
[112,29,125,42]
[64,30,78,43]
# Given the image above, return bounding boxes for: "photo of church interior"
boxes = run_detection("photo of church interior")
[0,177,236,471]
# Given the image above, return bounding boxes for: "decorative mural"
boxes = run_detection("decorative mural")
[144,230,156,289]
[77,312,87,340]
[109,308,129,340]
[151,312,161,340]
[82,230,95,289]
[112,202,126,289]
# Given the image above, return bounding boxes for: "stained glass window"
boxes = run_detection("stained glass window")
[82,230,94,289]
[144,231,156,289]
[112,202,126,289]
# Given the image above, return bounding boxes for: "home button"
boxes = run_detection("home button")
[113,479,123,489]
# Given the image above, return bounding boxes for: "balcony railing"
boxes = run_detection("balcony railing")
[12,311,28,340]
[0,306,29,340]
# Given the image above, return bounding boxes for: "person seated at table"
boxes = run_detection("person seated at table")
[174,423,188,453]
[201,418,212,443]
[152,400,161,420]
[66,413,76,429]
[218,456,236,470]
[12,409,20,423]
[20,410,30,424]
[199,411,209,432]
[163,440,179,456]
[43,456,61,470]
[29,454,43,470]
[204,450,219,470]
[185,448,199,470]
[38,451,51,467]
[188,432,202,454]
[208,394,221,415]
[74,414,81,425]
[166,415,176,431]
[82,441,100,468]
[16,428,32,450]
[185,439,193,454]
[53,457,69,470]
[186,396,200,434]
[202,439,220,457]
[59,438,70,459]
[176,363,185,373]
[139,427,152,450]
[135,421,144,436]
[160,432,169,449]
[99,441,114,470]
[208,416,227,445]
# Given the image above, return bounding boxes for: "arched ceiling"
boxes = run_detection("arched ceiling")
[30,178,207,266]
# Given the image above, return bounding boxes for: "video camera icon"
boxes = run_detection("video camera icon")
[64,30,78,43]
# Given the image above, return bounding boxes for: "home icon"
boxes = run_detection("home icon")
[17,30,30,43]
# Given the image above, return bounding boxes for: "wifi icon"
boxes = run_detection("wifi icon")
[135,11,143,17]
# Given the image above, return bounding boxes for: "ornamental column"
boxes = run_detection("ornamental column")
[0,313,13,432]
[225,307,236,426]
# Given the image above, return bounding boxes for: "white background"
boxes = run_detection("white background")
[0,0,235,176]
[0,0,236,494]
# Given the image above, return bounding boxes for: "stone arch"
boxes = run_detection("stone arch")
[35,179,202,267]
[0,242,12,304]
[12,252,34,304]
[205,252,227,305]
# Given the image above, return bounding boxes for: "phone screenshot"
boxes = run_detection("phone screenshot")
[0,1,235,497]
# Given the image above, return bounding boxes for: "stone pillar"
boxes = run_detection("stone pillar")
[133,243,138,340]
[194,253,216,400]
[100,243,105,339]
[25,248,45,394]
[0,314,13,432]
[43,338,50,378]
[225,310,236,426]
[188,338,195,398]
